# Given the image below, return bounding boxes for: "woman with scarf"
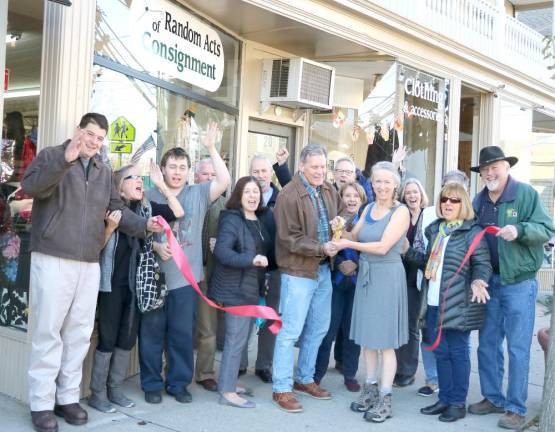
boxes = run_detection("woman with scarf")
[314,182,366,392]
[88,161,184,413]
[406,182,491,422]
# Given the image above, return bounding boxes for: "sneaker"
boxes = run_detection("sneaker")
[293,382,331,400]
[350,382,379,412]
[498,412,526,430]
[417,383,439,397]
[468,398,505,415]
[363,394,393,423]
[272,392,303,413]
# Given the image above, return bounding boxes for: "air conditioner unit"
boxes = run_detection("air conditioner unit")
[260,58,335,111]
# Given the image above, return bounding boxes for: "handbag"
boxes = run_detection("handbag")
[136,202,167,313]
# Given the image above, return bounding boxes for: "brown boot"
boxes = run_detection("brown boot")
[31,411,58,432]
[53,403,88,425]
[498,412,526,430]
[293,382,331,400]
[272,392,303,413]
[468,398,505,415]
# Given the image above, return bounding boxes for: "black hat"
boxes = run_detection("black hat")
[470,146,518,173]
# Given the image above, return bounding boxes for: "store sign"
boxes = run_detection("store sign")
[130,0,224,92]
[402,77,445,123]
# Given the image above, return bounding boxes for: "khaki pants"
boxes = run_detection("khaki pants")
[28,252,100,411]
[194,279,218,381]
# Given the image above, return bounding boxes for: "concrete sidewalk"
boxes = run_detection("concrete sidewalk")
[1,305,550,432]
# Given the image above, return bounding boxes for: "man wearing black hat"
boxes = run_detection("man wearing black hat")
[468,146,554,430]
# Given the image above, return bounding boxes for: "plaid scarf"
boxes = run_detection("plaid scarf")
[300,173,330,244]
[425,220,463,281]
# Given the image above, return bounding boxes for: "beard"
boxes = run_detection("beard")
[485,179,500,191]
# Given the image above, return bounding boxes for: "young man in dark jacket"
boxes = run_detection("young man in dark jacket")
[468,146,555,430]
[22,113,158,432]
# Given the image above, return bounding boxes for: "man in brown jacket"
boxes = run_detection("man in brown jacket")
[271,144,341,413]
[22,113,160,432]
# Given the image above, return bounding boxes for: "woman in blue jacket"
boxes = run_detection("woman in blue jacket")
[208,176,275,408]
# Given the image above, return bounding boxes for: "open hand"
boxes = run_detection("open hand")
[471,279,490,304]
[149,159,165,190]
[392,145,407,168]
[65,127,83,163]
[202,122,220,152]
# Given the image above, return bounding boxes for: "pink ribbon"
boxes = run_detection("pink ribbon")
[154,216,282,334]
[425,225,500,351]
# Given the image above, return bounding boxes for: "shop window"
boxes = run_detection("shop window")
[91,66,236,184]
[0,0,42,331]
[95,0,241,108]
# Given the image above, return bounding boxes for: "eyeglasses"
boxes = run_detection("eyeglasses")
[440,196,462,204]
[123,174,142,181]
[335,169,354,176]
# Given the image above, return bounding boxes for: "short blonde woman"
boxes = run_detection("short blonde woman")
[407,182,491,422]
[394,178,429,389]
[333,161,410,423]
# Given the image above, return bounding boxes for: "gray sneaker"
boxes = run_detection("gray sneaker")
[363,394,393,423]
[498,412,526,430]
[350,383,379,412]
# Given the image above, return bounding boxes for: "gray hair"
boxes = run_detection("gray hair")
[300,144,327,163]
[249,154,273,173]
[442,169,469,191]
[334,157,356,171]
[195,157,213,173]
[370,161,401,188]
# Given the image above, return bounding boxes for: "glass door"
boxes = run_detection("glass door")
[248,120,296,175]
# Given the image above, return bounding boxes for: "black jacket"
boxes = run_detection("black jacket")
[406,219,492,332]
[208,208,276,306]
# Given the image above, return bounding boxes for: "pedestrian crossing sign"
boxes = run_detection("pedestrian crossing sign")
[109,117,136,142]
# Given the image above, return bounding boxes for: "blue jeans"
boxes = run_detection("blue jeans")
[477,275,538,416]
[314,285,360,383]
[272,265,333,393]
[421,340,438,386]
[426,306,470,407]
[139,286,197,394]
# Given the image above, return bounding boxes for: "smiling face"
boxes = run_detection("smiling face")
[194,160,215,184]
[79,123,106,159]
[341,185,362,215]
[372,168,397,202]
[241,181,261,214]
[403,182,422,211]
[479,160,510,193]
[333,160,356,187]
[120,166,143,201]
[162,156,189,190]
[300,154,327,187]
[440,195,462,221]
[250,158,273,192]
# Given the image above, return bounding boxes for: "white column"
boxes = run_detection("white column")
[445,77,461,172]
[37,0,96,150]
[0,0,8,119]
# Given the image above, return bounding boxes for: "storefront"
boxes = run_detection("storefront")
[0,0,554,402]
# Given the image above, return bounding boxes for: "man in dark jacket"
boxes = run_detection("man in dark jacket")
[22,113,157,432]
[271,144,341,413]
[468,146,555,430]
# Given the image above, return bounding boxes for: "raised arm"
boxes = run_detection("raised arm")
[204,122,231,202]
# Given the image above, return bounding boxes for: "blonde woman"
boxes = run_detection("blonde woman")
[333,161,410,423]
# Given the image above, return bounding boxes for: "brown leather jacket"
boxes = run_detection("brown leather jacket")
[22,141,147,263]
[274,174,340,279]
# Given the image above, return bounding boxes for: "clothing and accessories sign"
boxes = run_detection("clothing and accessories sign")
[130,0,224,92]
